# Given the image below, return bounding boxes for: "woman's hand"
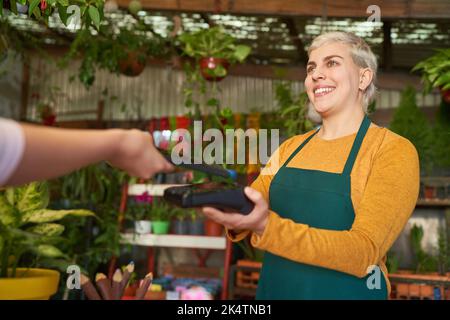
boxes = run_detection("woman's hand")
[201,187,269,236]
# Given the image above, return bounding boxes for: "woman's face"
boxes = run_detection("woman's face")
[305,42,363,117]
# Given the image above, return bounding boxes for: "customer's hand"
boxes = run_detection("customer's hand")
[107,129,174,179]
[201,187,269,236]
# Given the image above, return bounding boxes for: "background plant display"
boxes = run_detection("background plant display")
[0,181,95,278]
[60,19,169,88]
[1,0,104,29]
[412,49,450,103]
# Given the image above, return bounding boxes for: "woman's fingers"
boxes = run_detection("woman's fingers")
[202,206,246,229]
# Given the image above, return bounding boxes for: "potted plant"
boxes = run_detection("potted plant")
[171,207,189,235]
[204,218,223,237]
[150,200,171,235]
[178,26,251,82]
[274,81,315,138]
[0,181,95,299]
[389,86,434,175]
[187,209,204,235]
[390,224,444,300]
[60,19,168,89]
[37,102,56,126]
[1,0,103,29]
[412,49,450,104]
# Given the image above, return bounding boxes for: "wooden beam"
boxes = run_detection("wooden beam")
[116,0,450,19]
[281,17,308,63]
[38,45,425,91]
[382,20,392,70]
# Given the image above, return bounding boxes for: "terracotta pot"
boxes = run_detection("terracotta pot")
[122,283,138,298]
[439,87,450,104]
[42,114,56,126]
[204,219,223,237]
[389,271,446,300]
[119,51,146,77]
[424,185,437,199]
[236,260,262,289]
[199,57,230,82]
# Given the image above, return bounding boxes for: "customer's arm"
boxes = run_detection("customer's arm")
[1,119,173,187]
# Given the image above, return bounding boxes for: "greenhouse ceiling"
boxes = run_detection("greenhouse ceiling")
[4,8,450,69]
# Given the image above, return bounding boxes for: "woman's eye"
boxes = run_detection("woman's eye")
[327,60,338,67]
[307,66,315,74]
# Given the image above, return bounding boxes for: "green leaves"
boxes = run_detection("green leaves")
[178,27,251,64]
[57,4,69,25]
[233,45,251,62]
[27,223,65,236]
[5,182,49,213]
[412,49,450,95]
[21,209,95,224]
[0,195,17,227]
[88,5,100,30]
[36,244,66,258]
[28,0,41,17]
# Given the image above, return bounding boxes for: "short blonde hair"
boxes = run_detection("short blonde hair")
[307,32,377,112]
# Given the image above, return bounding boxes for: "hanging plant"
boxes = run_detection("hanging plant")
[60,19,169,89]
[178,26,251,82]
[412,49,450,104]
[1,0,104,30]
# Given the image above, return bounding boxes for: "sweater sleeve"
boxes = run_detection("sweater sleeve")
[250,136,420,278]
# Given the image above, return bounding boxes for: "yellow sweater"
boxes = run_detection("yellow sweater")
[228,126,420,295]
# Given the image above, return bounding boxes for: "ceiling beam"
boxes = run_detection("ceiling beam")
[40,46,425,91]
[281,17,308,64]
[116,0,450,19]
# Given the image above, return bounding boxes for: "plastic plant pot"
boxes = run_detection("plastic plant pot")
[134,220,152,234]
[172,219,189,235]
[152,221,170,235]
[188,220,204,235]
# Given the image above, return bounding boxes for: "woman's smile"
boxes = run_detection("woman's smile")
[313,85,336,98]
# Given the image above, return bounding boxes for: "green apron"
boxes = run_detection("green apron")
[256,115,387,300]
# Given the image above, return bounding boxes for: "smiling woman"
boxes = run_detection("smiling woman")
[201,31,420,300]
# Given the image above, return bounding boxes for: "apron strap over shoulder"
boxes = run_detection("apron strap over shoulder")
[342,115,371,176]
[282,129,319,168]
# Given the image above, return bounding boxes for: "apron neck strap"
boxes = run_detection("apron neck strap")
[282,129,320,168]
[342,115,371,175]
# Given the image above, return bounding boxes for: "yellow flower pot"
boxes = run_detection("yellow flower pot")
[0,268,60,300]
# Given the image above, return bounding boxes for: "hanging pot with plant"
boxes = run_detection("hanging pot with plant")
[412,49,450,104]
[118,50,146,77]
[37,102,56,126]
[198,57,230,82]
[178,26,251,82]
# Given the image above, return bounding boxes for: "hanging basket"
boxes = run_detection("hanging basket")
[199,57,230,82]
[439,87,450,104]
[119,50,146,77]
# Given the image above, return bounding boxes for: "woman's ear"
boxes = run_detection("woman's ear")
[359,68,373,91]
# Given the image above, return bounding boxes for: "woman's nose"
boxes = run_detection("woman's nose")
[311,68,326,81]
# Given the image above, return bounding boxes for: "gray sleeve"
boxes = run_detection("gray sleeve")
[0,118,25,186]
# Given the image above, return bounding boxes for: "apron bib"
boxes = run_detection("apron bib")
[256,115,387,300]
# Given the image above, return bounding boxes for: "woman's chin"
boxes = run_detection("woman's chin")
[312,104,333,116]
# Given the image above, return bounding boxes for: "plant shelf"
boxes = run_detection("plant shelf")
[120,233,227,250]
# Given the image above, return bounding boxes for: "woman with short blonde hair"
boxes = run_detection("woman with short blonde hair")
[203,31,419,299]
